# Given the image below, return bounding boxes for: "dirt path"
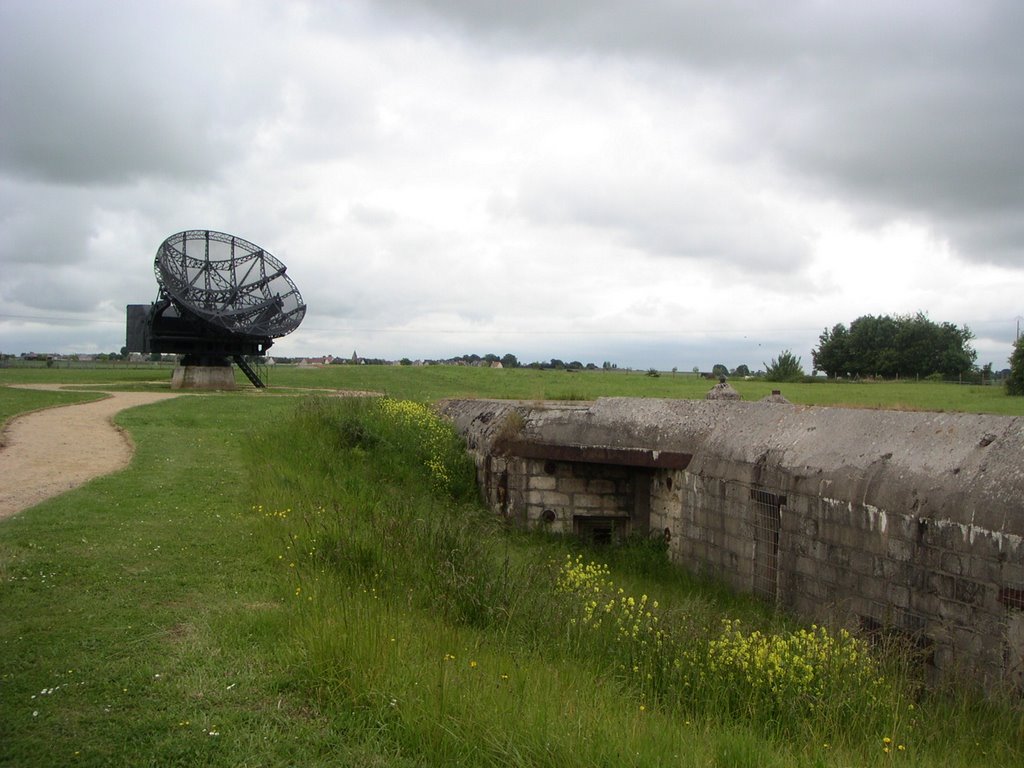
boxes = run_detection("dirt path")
[0,389,180,520]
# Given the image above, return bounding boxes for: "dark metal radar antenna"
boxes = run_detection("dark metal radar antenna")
[126,229,307,389]
[155,230,305,339]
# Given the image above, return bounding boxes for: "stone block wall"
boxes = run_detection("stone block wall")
[474,450,643,539]
[649,471,1022,684]
[650,470,755,590]
[520,459,637,536]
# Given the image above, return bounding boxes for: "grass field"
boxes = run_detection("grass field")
[0,368,1021,766]
[258,364,1024,414]
[2,361,1022,414]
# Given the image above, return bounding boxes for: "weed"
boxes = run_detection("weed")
[493,409,525,450]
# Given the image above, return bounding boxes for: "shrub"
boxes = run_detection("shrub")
[700,619,889,731]
[377,397,477,499]
[764,350,804,382]
[555,554,897,738]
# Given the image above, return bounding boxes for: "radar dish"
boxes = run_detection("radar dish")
[126,229,307,389]
[155,229,305,338]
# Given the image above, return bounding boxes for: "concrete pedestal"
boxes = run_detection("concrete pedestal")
[171,365,236,390]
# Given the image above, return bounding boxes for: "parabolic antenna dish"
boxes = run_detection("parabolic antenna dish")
[155,229,306,339]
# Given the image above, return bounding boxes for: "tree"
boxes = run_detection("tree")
[812,323,850,377]
[933,320,976,375]
[500,353,519,369]
[712,363,729,378]
[812,313,976,378]
[848,314,899,376]
[732,364,750,377]
[1007,337,1024,396]
[764,349,804,382]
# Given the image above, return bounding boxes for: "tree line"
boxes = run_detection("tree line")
[812,313,976,379]
[391,353,620,370]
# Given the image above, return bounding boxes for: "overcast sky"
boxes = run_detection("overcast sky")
[2,0,1022,371]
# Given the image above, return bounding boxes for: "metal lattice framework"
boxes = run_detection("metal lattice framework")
[155,229,306,339]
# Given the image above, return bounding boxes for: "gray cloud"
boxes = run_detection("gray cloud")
[0,180,95,266]
[513,171,810,272]
[0,0,289,185]
[377,1,1024,265]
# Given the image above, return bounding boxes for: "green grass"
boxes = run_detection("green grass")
[3,364,1020,414]
[0,361,174,384]
[0,387,107,430]
[1,388,1020,766]
[261,365,1024,414]
[0,395,318,766]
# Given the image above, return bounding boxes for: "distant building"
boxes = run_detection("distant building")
[300,355,335,367]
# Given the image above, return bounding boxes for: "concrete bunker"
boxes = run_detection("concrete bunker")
[439,396,1024,691]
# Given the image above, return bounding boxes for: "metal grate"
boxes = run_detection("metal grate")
[751,489,784,603]
[573,515,626,545]
[1004,582,1024,691]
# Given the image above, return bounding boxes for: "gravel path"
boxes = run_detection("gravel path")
[0,389,180,520]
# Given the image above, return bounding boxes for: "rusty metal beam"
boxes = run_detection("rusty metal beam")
[507,440,692,469]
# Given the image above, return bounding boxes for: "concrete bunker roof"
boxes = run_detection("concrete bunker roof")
[438,397,1024,535]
